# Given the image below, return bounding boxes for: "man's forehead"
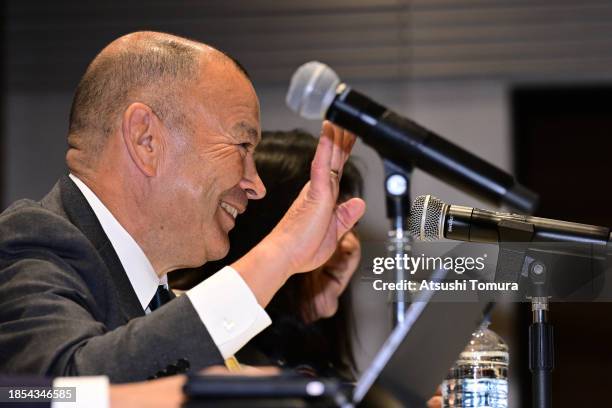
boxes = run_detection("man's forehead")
[192,53,261,144]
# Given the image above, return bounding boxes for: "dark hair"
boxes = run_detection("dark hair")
[170,129,363,379]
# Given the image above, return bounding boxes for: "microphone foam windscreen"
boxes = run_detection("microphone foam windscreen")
[286,61,340,120]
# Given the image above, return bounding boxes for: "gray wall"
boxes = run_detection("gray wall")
[5,93,72,204]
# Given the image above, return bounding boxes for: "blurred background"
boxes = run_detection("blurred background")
[2,1,612,406]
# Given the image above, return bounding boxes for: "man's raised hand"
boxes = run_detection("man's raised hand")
[232,121,365,306]
[269,121,366,275]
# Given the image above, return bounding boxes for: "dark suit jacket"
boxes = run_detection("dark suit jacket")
[0,176,223,382]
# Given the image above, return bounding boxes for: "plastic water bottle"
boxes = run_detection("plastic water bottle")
[442,320,509,407]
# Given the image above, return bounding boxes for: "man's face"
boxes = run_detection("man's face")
[160,61,265,266]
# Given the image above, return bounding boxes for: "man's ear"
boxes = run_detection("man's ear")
[121,102,166,177]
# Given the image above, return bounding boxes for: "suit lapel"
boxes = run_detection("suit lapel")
[58,176,146,320]
[168,287,177,300]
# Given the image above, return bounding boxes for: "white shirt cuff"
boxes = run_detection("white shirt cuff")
[186,266,272,359]
[52,376,109,408]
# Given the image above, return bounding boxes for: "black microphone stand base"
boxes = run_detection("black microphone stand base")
[529,297,554,408]
[495,224,555,408]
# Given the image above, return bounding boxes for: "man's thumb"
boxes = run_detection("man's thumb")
[336,198,366,238]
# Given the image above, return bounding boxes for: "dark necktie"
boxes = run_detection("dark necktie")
[148,285,172,312]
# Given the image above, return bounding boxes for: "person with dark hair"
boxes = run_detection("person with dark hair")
[171,129,364,380]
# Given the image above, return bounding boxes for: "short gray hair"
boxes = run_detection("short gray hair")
[68,33,200,155]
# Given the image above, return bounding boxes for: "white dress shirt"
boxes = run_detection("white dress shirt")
[53,174,272,408]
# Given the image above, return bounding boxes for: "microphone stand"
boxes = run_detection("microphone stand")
[530,295,553,408]
[494,222,554,408]
[384,160,413,326]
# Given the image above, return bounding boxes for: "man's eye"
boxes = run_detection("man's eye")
[239,143,251,152]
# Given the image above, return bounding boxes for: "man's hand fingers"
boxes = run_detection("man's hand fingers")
[309,123,334,197]
[328,122,356,181]
[199,365,231,375]
[199,365,280,376]
[310,121,356,200]
[426,396,443,408]
[345,131,357,158]
[335,198,366,238]
[238,365,281,376]
[329,121,345,176]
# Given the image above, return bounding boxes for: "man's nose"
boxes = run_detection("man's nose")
[239,155,266,200]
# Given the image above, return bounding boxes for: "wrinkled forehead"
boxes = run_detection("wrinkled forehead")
[193,56,260,131]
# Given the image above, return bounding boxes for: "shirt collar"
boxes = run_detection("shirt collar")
[69,173,166,311]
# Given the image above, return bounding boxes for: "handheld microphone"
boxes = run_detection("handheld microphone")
[408,194,611,248]
[286,61,539,214]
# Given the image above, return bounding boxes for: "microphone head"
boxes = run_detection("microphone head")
[286,61,340,120]
[408,195,448,241]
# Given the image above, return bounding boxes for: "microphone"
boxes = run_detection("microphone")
[286,61,539,214]
[408,194,611,248]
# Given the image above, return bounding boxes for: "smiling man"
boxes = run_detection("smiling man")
[0,31,365,383]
